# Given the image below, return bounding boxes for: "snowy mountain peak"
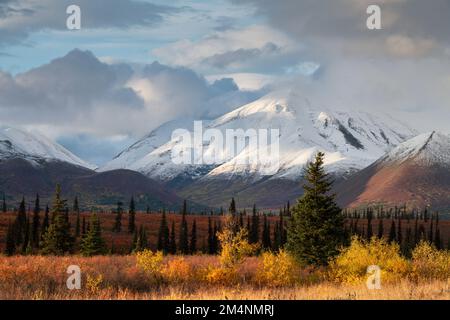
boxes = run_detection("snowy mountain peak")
[0,126,96,169]
[100,90,417,182]
[382,131,450,166]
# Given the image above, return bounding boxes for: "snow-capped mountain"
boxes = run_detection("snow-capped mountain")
[336,131,450,210]
[101,89,416,184]
[381,131,450,167]
[0,126,96,169]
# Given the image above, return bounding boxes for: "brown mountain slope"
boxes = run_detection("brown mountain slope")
[336,132,450,210]
[0,158,186,210]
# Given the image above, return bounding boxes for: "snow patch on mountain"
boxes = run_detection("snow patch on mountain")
[381,131,450,166]
[100,89,417,182]
[0,126,96,169]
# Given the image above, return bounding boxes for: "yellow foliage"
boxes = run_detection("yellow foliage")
[136,250,164,279]
[86,274,103,295]
[255,250,299,286]
[162,257,193,283]
[411,241,450,280]
[217,215,257,269]
[329,236,409,284]
[205,265,239,285]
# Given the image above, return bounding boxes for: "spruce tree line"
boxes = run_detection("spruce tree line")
[345,206,446,256]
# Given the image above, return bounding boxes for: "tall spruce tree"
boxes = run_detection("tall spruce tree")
[113,201,123,233]
[397,218,403,246]
[80,213,106,256]
[207,217,214,254]
[128,197,136,233]
[41,205,50,240]
[73,196,80,237]
[287,152,347,265]
[31,194,41,248]
[388,220,396,243]
[366,209,373,240]
[40,185,74,255]
[190,219,197,254]
[250,204,259,244]
[179,210,189,254]
[157,210,169,253]
[377,218,384,239]
[15,197,27,245]
[262,215,271,249]
[229,198,236,216]
[169,221,177,254]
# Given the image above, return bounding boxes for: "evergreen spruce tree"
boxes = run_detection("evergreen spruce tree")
[14,197,27,245]
[113,201,123,233]
[40,185,74,255]
[279,210,287,247]
[229,198,236,216]
[31,194,41,248]
[397,218,403,246]
[377,219,384,239]
[157,210,169,253]
[414,215,419,245]
[366,209,373,240]
[182,200,187,216]
[81,216,86,235]
[80,213,106,256]
[388,220,396,243]
[73,196,80,237]
[21,217,30,253]
[179,210,189,254]
[262,215,271,249]
[41,205,50,240]
[428,216,434,244]
[286,152,347,265]
[207,217,214,254]
[273,221,281,251]
[128,196,136,233]
[5,220,16,256]
[169,221,177,254]
[133,225,148,253]
[190,219,197,254]
[250,204,259,244]
[403,226,413,257]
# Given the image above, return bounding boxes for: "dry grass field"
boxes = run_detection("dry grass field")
[1,254,450,300]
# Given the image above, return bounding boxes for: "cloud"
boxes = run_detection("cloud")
[0,49,258,164]
[152,25,303,74]
[0,0,179,46]
[232,0,450,60]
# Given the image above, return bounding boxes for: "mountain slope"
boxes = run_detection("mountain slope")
[336,131,450,210]
[0,126,95,169]
[101,89,416,207]
[0,158,186,210]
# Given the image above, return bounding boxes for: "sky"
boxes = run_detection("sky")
[1,0,450,165]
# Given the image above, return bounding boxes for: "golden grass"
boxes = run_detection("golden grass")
[1,254,450,300]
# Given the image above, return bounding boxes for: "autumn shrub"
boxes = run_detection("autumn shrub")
[162,257,194,284]
[205,265,239,285]
[217,216,257,269]
[329,236,409,284]
[411,241,450,280]
[255,249,299,287]
[135,250,164,283]
[204,215,257,285]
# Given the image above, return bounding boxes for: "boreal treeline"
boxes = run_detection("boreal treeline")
[3,187,290,256]
[343,206,449,256]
